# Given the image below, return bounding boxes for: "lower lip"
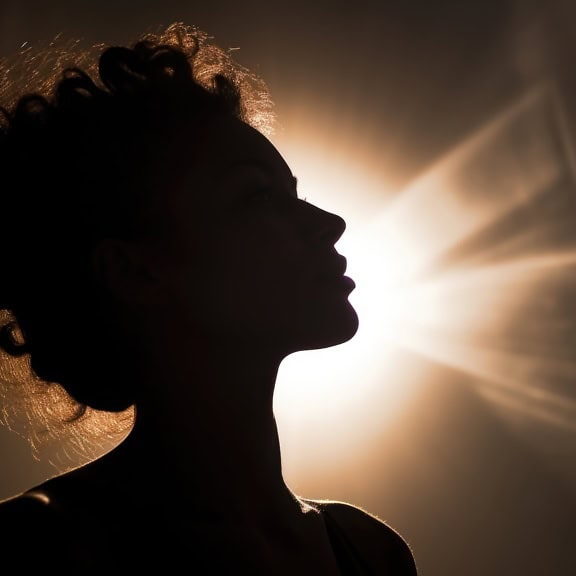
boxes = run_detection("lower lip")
[327,275,356,291]
[342,275,356,289]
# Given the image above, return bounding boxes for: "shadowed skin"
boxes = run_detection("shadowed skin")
[0,117,417,575]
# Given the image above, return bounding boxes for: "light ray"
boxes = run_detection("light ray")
[389,249,576,331]
[341,81,576,432]
[275,77,576,470]
[346,81,572,281]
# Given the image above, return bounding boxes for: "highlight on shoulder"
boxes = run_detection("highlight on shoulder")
[306,498,418,575]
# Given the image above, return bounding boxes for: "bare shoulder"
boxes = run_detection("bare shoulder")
[0,489,59,533]
[0,489,55,518]
[0,490,60,560]
[308,498,418,575]
[0,486,112,569]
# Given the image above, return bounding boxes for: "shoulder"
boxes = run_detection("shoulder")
[307,498,418,575]
[0,489,57,519]
[0,486,121,569]
[0,489,61,533]
[0,490,63,560]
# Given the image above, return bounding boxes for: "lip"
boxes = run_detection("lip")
[339,275,356,290]
[317,255,348,278]
[331,274,355,294]
[316,255,356,292]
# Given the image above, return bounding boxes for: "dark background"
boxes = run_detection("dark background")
[1,1,576,575]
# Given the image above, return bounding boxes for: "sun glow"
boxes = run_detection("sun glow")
[6,80,575,489]
[273,80,576,482]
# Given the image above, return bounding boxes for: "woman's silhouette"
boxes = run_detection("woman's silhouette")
[0,22,417,574]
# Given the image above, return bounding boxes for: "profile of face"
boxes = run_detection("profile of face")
[128,116,359,357]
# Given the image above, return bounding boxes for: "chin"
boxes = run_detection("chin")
[323,306,360,347]
[295,301,360,352]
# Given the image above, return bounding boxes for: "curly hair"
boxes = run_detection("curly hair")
[0,22,275,467]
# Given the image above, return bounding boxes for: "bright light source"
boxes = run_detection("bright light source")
[273,81,576,485]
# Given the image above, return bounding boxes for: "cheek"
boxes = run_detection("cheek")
[170,225,308,337]
[162,217,357,349]
[220,234,308,326]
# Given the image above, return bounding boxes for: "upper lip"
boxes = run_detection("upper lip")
[316,254,347,278]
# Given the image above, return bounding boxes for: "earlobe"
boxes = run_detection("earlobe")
[92,238,158,305]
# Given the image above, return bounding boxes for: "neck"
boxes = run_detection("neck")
[112,341,304,527]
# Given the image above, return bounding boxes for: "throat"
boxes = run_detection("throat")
[105,398,293,525]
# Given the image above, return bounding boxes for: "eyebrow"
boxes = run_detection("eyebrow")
[230,162,299,197]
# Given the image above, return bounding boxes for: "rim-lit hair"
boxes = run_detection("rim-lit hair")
[0,22,275,466]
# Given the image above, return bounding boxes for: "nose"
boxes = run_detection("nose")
[305,201,346,245]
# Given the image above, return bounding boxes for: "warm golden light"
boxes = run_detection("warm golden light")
[273,80,576,486]
[3,79,575,496]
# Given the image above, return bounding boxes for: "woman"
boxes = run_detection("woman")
[0,22,417,574]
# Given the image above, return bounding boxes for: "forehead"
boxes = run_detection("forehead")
[194,116,289,179]
[153,116,292,222]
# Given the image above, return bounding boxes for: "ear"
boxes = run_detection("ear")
[92,238,160,305]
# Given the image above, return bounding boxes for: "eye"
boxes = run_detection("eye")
[243,187,274,206]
